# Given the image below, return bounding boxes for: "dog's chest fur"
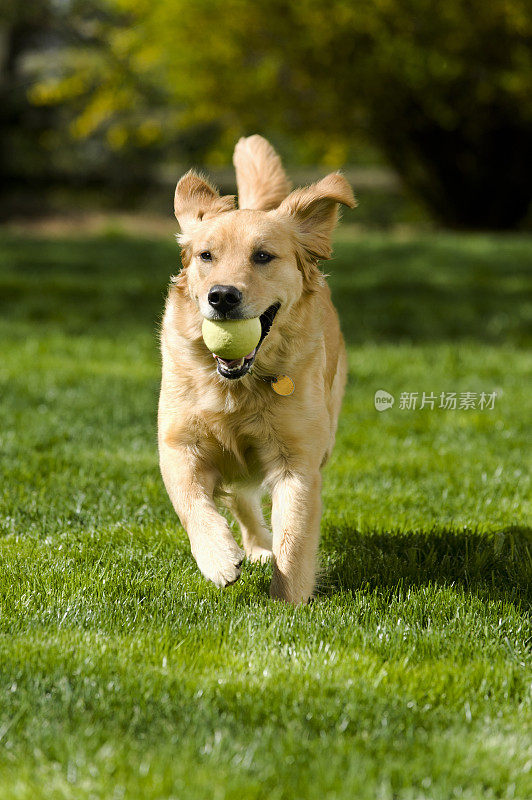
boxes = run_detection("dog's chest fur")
[192,385,297,487]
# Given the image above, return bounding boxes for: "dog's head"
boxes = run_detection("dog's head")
[173,143,355,381]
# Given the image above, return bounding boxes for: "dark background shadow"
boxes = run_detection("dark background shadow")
[330,237,532,347]
[1,232,531,347]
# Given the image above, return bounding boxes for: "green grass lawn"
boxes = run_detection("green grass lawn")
[0,227,530,799]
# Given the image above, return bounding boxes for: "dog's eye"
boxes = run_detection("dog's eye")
[253,251,274,264]
[199,251,212,262]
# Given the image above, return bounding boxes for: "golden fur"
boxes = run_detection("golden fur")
[158,135,355,603]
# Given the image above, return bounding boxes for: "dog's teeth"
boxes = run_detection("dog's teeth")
[217,356,245,371]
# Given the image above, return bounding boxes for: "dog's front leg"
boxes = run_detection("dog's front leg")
[270,470,322,604]
[160,444,244,588]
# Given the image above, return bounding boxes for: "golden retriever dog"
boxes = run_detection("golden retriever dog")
[158,135,355,603]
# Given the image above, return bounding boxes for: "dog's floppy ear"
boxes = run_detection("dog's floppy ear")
[273,173,356,291]
[174,170,235,232]
[233,135,291,211]
[274,172,356,261]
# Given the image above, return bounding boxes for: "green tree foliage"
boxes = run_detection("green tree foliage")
[0,1,56,209]
[18,0,532,226]
[0,0,173,213]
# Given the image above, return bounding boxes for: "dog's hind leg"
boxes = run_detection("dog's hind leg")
[225,487,273,563]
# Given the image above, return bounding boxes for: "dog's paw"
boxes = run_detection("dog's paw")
[269,569,313,605]
[247,546,273,564]
[193,537,244,588]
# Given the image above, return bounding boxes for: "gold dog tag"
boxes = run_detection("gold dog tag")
[271,375,295,396]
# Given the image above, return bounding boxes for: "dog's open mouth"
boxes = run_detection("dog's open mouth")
[214,302,281,380]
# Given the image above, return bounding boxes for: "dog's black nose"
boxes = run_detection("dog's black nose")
[208,285,242,315]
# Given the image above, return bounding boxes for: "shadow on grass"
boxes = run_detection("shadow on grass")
[318,525,532,606]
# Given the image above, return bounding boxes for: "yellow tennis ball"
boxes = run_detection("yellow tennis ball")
[202,317,262,359]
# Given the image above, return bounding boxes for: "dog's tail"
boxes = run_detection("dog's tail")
[233,135,291,211]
